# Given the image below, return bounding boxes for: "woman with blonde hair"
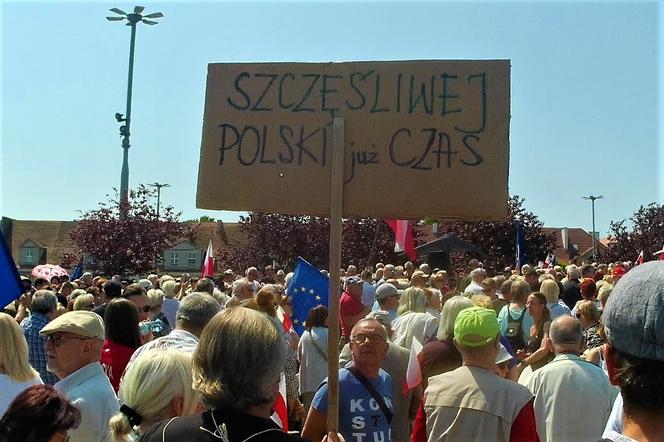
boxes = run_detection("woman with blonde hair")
[109,349,198,441]
[540,278,570,319]
[0,313,42,415]
[392,286,439,349]
[419,296,473,389]
[72,293,95,311]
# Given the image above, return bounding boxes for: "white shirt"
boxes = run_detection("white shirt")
[128,329,199,365]
[54,362,118,442]
[0,373,42,415]
[392,311,439,349]
[297,327,328,393]
[526,353,616,442]
[464,280,484,295]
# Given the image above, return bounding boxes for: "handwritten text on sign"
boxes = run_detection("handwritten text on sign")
[197,61,510,220]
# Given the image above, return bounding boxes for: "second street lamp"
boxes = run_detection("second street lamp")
[582,195,604,261]
[107,6,163,214]
[149,182,170,220]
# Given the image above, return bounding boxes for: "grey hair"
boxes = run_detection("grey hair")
[193,308,287,411]
[70,289,87,300]
[437,296,474,341]
[549,316,583,346]
[231,278,251,295]
[469,268,486,281]
[146,289,165,308]
[566,264,581,279]
[176,292,221,330]
[31,290,58,314]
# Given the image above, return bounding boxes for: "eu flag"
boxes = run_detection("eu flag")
[287,257,329,335]
[0,231,23,308]
[69,257,84,281]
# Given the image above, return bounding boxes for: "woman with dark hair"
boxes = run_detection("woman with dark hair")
[298,306,328,412]
[516,292,554,377]
[101,298,142,392]
[0,384,81,442]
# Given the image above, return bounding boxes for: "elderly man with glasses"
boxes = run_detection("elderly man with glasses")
[40,310,118,442]
[302,318,394,442]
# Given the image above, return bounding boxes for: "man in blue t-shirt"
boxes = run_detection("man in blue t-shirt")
[302,318,393,442]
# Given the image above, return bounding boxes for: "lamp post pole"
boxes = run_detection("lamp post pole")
[107,6,163,216]
[582,195,604,261]
[149,183,170,220]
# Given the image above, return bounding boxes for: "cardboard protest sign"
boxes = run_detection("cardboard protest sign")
[197,60,510,220]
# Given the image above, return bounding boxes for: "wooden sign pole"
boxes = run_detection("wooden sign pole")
[326,117,344,434]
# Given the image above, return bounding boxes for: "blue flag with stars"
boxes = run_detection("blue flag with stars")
[288,257,329,335]
[0,230,23,308]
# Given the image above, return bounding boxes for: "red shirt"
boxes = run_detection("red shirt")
[339,291,364,337]
[411,398,540,442]
[100,339,136,392]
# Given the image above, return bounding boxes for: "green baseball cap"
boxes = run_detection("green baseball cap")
[454,306,500,347]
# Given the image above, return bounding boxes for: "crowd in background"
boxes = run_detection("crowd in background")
[0,256,662,442]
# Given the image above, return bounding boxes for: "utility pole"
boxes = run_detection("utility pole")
[582,195,604,261]
[148,182,170,220]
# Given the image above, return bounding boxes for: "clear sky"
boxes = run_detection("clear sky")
[1,1,661,238]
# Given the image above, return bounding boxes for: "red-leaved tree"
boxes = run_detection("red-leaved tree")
[219,213,409,272]
[605,203,664,262]
[70,186,193,275]
[435,196,556,275]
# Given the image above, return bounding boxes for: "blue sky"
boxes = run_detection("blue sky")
[1,1,661,238]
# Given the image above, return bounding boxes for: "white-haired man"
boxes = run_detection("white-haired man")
[464,268,487,295]
[224,277,254,308]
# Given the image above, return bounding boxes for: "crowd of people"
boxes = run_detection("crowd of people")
[0,257,662,442]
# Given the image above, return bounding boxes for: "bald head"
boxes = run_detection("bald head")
[549,315,583,354]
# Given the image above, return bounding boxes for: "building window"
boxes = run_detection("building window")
[24,249,33,263]
[188,252,197,265]
[170,252,178,266]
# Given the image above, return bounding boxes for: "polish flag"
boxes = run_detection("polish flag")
[654,245,664,261]
[403,337,424,395]
[201,240,215,278]
[271,373,289,431]
[635,250,645,266]
[385,220,417,261]
[276,305,294,334]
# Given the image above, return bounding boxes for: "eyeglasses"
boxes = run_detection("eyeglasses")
[45,334,90,347]
[351,333,386,344]
[137,305,151,313]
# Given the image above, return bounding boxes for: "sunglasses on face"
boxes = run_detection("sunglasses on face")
[351,333,386,345]
[576,313,582,319]
[137,305,151,313]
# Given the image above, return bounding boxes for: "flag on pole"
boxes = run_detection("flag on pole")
[270,372,288,431]
[276,305,294,334]
[635,250,645,266]
[288,257,329,335]
[385,220,417,261]
[544,253,556,268]
[201,239,214,278]
[403,337,424,395]
[654,245,664,261]
[515,222,527,272]
[0,230,23,308]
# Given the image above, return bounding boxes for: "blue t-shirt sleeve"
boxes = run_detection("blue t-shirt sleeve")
[311,380,329,412]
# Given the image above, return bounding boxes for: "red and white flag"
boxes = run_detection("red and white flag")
[201,239,215,278]
[655,245,664,261]
[635,250,645,266]
[403,337,423,395]
[271,373,288,431]
[385,220,417,262]
[276,305,294,334]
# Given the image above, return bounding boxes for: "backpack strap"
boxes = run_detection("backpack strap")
[346,367,393,424]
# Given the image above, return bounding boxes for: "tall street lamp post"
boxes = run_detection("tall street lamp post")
[582,195,604,261]
[149,182,170,220]
[107,6,163,214]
